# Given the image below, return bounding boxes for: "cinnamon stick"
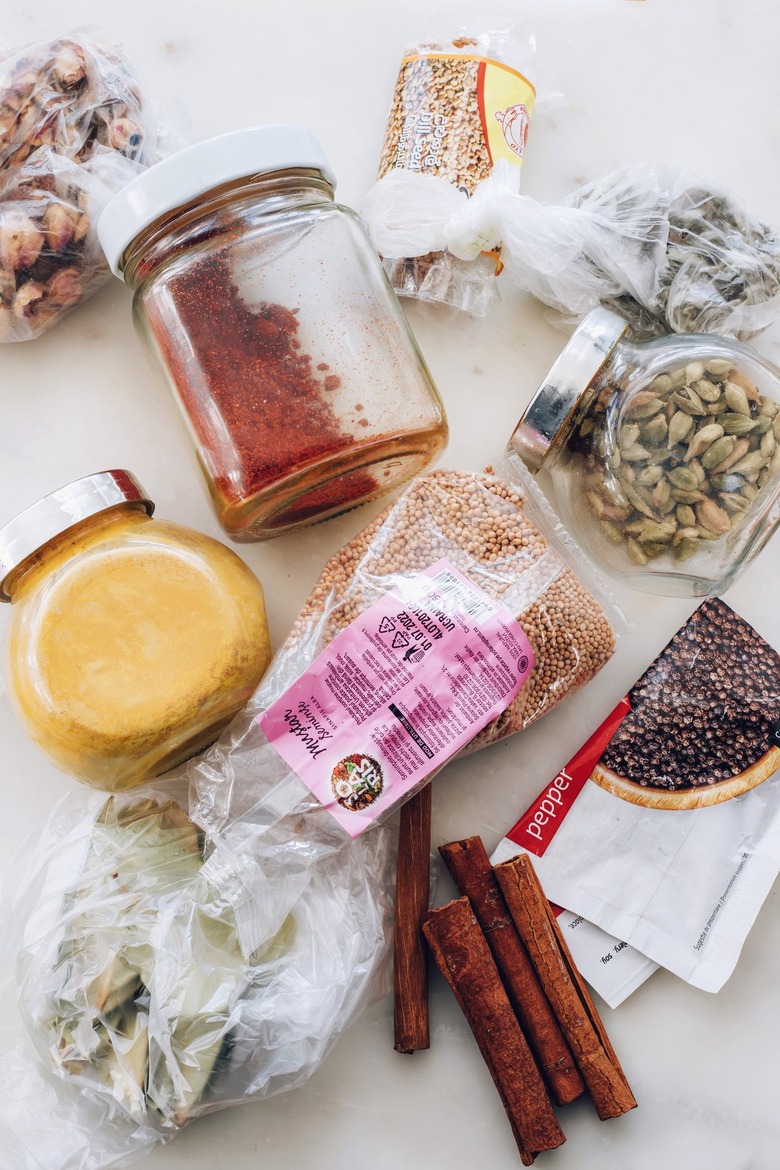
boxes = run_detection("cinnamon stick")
[394,786,432,1053]
[439,837,584,1106]
[494,853,637,1121]
[423,897,566,1165]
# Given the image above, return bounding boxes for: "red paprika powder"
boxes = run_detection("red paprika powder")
[156,253,377,529]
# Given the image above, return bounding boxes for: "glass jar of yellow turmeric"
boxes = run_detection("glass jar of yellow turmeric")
[0,470,272,790]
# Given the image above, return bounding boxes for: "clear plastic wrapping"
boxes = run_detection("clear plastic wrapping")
[0,29,173,341]
[0,784,394,1168]
[578,169,780,340]
[365,159,780,339]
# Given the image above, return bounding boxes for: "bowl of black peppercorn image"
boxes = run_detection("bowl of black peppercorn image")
[590,599,780,810]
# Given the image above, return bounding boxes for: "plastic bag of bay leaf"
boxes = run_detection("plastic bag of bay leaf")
[0,781,393,1168]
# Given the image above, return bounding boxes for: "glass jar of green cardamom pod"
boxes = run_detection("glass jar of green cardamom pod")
[509,309,780,597]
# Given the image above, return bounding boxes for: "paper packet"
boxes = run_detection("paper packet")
[495,599,780,996]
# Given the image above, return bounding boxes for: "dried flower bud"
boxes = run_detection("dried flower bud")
[46,267,82,307]
[72,210,91,244]
[12,280,45,319]
[1,208,44,271]
[0,264,15,304]
[0,304,13,340]
[63,182,88,211]
[5,142,34,168]
[0,104,18,138]
[29,114,60,150]
[42,202,78,252]
[105,116,144,156]
[4,69,38,113]
[50,43,88,90]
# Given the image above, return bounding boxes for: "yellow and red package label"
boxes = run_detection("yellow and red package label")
[378,52,536,195]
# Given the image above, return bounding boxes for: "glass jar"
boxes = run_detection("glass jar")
[98,127,448,541]
[510,309,780,596]
[0,471,272,789]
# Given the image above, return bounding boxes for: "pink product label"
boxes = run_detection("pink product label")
[258,559,535,837]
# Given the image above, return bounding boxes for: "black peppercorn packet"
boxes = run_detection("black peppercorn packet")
[498,598,780,994]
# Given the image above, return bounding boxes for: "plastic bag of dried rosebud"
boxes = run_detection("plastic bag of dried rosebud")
[365,25,560,316]
[0,28,182,341]
[0,145,137,340]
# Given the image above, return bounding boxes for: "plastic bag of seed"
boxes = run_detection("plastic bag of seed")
[599,168,780,340]
[366,27,549,315]
[187,464,622,852]
[0,28,178,341]
[510,164,780,340]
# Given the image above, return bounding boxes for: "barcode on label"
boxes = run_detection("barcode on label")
[432,568,495,624]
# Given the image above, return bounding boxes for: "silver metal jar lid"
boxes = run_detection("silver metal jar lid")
[0,470,154,602]
[510,308,629,472]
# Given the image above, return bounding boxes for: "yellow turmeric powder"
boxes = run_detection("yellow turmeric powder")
[5,507,271,789]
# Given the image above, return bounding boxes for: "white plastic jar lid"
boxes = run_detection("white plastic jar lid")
[98,125,336,279]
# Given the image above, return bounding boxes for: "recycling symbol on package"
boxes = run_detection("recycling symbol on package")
[379,617,396,634]
[392,631,410,650]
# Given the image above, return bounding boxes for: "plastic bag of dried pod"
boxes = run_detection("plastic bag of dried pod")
[367,27,543,315]
[0,28,179,341]
[506,163,780,340]
[188,462,622,849]
[581,166,780,341]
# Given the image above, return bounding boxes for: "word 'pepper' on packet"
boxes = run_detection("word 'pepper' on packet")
[496,598,780,997]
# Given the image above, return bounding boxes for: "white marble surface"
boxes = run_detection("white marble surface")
[1,1,779,1167]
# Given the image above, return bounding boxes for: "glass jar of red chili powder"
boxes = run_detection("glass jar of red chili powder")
[98,127,447,541]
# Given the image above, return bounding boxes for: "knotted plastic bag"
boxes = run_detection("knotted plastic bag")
[364,161,780,339]
[372,25,558,316]
[0,28,180,341]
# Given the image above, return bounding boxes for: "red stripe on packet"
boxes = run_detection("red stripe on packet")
[476,60,492,166]
[507,698,632,859]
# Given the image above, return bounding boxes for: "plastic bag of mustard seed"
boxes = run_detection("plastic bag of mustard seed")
[188,464,622,848]
[366,26,551,315]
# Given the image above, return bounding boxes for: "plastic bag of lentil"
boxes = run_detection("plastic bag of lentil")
[0,27,179,341]
[188,463,623,853]
[0,782,394,1168]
